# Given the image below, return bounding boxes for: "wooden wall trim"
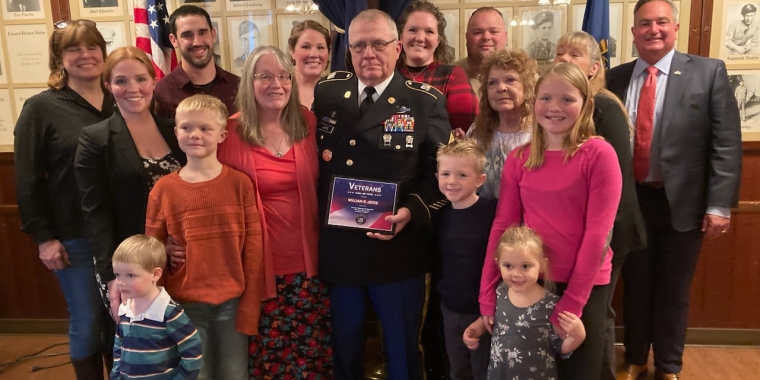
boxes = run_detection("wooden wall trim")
[688,0,705,54]
[699,0,715,56]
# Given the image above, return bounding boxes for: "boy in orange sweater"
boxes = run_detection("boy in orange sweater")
[145,94,263,380]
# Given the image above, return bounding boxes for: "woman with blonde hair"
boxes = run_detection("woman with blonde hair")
[479,63,622,378]
[216,46,331,378]
[14,19,115,379]
[288,20,330,108]
[466,49,537,199]
[554,31,646,379]
[75,46,185,327]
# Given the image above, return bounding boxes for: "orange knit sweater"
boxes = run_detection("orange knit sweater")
[145,165,264,335]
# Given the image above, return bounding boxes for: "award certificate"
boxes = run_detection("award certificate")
[326,176,399,234]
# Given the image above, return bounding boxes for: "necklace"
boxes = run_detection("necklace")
[407,63,432,81]
[269,133,286,158]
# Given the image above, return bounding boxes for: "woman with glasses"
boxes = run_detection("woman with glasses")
[288,20,331,109]
[396,0,478,133]
[75,46,185,332]
[216,46,331,378]
[14,19,115,380]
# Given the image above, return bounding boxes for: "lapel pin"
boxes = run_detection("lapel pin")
[388,97,396,104]
[331,111,337,118]
[674,70,681,75]
[344,91,351,99]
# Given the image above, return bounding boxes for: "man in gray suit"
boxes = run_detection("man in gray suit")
[607,1,742,379]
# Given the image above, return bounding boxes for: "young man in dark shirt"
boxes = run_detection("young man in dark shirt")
[154,5,240,119]
[435,139,496,380]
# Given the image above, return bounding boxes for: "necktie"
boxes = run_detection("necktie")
[633,66,658,183]
[360,87,376,118]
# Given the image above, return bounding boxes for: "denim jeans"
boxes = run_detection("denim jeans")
[54,238,110,360]
[182,297,248,380]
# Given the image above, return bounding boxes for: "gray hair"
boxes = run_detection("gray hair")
[234,46,307,146]
[349,9,399,40]
[633,0,679,23]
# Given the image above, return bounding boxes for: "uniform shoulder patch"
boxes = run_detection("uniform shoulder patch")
[405,80,442,99]
[319,71,353,84]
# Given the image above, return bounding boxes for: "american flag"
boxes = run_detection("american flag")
[133,0,177,79]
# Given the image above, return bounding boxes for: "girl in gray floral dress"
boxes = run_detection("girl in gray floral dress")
[464,226,586,379]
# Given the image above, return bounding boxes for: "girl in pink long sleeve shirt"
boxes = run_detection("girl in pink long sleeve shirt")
[478,63,622,378]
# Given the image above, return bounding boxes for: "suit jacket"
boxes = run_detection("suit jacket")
[314,71,452,286]
[593,94,647,257]
[75,112,186,283]
[606,51,742,231]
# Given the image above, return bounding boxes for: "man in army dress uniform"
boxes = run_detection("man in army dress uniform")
[312,9,452,380]
[526,11,556,61]
[725,3,758,55]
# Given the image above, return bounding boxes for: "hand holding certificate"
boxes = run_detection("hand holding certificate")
[326,176,399,234]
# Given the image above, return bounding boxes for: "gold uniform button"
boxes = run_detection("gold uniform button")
[349,139,356,146]
[396,145,401,150]
[346,159,354,166]
[320,135,324,140]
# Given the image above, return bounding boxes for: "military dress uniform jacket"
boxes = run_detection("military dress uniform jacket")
[314,71,452,286]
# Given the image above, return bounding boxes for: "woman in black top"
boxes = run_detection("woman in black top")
[14,20,115,379]
[554,31,647,380]
[75,47,185,326]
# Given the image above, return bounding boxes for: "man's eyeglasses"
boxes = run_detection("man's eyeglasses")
[348,39,397,54]
[54,19,97,30]
[253,72,293,85]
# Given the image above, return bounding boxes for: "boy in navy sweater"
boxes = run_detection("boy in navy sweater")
[435,139,496,380]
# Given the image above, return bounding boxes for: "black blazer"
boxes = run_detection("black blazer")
[314,71,452,286]
[607,52,742,231]
[593,94,647,259]
[75,112,185,283]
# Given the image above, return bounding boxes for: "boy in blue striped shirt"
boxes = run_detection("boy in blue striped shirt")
[110,235,202,380]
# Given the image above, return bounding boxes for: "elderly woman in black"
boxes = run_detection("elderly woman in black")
[14,19,115,379]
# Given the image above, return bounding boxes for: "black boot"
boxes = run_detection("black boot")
[71,354,104,380]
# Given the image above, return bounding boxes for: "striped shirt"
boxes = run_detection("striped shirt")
[111,288,202,380]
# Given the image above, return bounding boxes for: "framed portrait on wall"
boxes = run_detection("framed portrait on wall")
[517,6,565,61]
[0,38,7,85]
[728,69,760,140]
[715,1,760,66]
[440,8,460,61]
[211,18,227,70]
[179,0,221,13]
[275,13,330,53]
[227,13,273,75]
[465,7,515,50]
[97,22,128,55]
[0,89,12,149]
[5,24,49,84]
[77,0,125,18]
[225,0,271,12]
[3,0,46,20]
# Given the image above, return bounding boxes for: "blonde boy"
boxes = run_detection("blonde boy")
[435,139,495,380]
[145,94,263,380]
[111,235,202,380]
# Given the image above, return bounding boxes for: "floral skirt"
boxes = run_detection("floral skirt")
[249,273,333,379]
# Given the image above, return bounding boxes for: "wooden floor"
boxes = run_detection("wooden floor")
[1,335,759,379]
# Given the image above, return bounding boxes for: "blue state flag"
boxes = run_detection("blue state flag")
[582,0,611,68]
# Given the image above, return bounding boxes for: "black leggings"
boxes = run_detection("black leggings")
[554,283,610,380]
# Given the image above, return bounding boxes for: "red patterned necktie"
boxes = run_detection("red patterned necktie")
[633,66,658,183]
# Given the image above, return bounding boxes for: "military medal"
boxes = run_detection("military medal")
[322,149,333,162]
[406,135,414,148]
[383,134,392,147]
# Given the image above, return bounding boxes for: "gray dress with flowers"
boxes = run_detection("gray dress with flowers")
[488,283,568,380]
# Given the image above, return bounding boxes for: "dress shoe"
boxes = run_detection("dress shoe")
[616,362,648,380]
[654,371,683,380]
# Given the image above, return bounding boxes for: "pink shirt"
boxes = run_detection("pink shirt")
[479,138,622,324]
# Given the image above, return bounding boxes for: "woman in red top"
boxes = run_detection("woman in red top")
[396,0,478,133]
[216,46,331,378]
